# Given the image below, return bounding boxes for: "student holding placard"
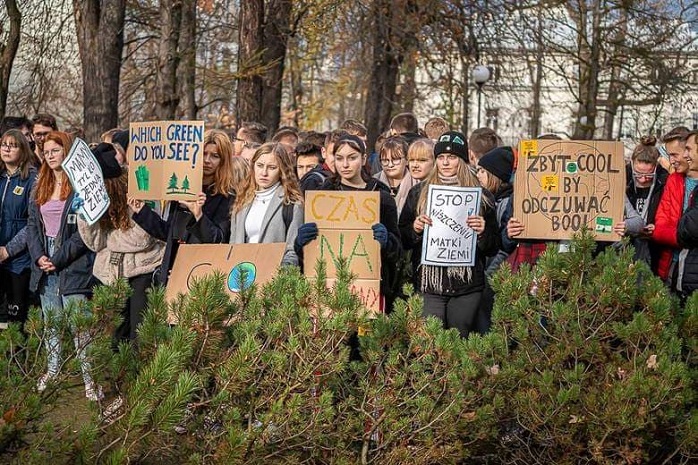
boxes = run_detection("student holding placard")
[0,130,37,330]
[226,142,303,266]
[26,131,101,400]
[295,134,402,311]
[399,131,499,338]
[77,143,165,347]
[129,129,236,285]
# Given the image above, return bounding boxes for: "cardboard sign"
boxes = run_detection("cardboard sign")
[513,140,626,241]
[304,191,382,314]
[127,121,204,201]
[421,185,481,267]
[62,138,109,225]
[166,242,286,308]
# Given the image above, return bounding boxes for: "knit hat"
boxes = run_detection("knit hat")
[337,133,366,154]
[434,131,468,162]
[91,142,123,179]
[111,129,129,152]
[478,146,514,183]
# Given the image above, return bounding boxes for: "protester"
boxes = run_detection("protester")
[651,127,691,285]
[468,127,500,164]
[130,129,236,285]
[233,122,267,157]
[272,126,299,158]
[389,112,421,146]
[0,130,38,330]
[295,134,402,311]
[624,136,669,269]
[675,130,698,303]
[0,116,37,164]
[374,135,417,215]
[225,142,303,266]
[297,142,331,193]
[77,143,164,347]
[26,131,101,400]
[406,138,435,182]
[423,117,450,141]
[399,131,498,337]
[32,114,58,162]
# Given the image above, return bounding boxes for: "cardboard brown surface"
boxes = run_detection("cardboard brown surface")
[127,121,204,201]
[166,243,286,308]
[513,139,626,241]
[305,191,380,229]
[304,229,380,280]
[304,190,382,314]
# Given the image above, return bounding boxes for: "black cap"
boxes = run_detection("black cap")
[434,131,468,162]
[91,142,123,179]
[478,146,514,183]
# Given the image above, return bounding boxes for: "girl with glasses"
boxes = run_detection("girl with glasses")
[374,136,417,216]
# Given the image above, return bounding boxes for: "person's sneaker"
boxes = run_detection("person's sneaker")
[0,321,8,330]
[85,382,104,402]
[37,372,56,392]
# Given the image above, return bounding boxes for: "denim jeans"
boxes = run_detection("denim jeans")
[39,238,95,388]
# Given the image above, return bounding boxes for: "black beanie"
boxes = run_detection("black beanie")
[478,146,514,183]
[91,142,123,179]
[434,131,469,163]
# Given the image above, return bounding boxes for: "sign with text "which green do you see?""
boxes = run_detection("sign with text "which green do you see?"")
[127,121,204,201]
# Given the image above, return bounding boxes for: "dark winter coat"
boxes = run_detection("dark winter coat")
[300,166,332,193]
[27,191,95,295]
[626,163,668,269]
[676,185,698,296]
[398,183,499,296]
[0,167,36,274]
[132,186,233,285]
[485,183,513,278]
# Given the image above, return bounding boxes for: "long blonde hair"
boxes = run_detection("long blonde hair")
[416,157,489,215]
[233,142,302,213]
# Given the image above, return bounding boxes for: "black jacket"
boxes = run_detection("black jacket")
[27,191,95,295]
[132,187,233,285]
[676,185,698,295]
[300,166,333,194]
[399,183,500,296]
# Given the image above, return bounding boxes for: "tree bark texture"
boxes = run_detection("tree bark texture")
[570,0,602,140]
[0,0,21,120]
[73,0,125,142]
[260,0,292,133]
[155,0,183,120]
[178,0,197,119]
[236,0,264,126]
[364,0,402,151]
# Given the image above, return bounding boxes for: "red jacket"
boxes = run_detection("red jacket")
[651,173,685,279]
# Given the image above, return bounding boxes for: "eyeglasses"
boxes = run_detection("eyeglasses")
[43,148,63,158]
[1,143,19,150]
[380,158,404,166]
[632,169,656,180]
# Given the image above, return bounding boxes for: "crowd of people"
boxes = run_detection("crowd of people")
[0,112,696,402]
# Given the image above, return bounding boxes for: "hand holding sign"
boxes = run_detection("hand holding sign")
[466,215,486,235]
[179,192,207,221]
[413,214,432,234]
[507,218,525,239]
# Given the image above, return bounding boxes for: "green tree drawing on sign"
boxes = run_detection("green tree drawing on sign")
[181,175,190,191]
[168,173,178,191]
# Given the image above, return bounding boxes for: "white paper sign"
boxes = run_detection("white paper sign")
[421,185,482,267]
[62,138,110,225]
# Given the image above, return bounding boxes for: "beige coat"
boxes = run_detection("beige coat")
[78,215,165,285]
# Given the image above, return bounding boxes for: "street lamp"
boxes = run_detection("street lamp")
[472,64,491,128]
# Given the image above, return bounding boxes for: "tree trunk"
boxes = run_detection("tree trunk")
[399,49,417,113]
[529,3,544,138]
[178,0,197,119]
[0,0,21,120]
[570,0,602,140]
[73,0,125,142]
[236,0,264,126]
[155,0,183,120]
[364,0,401,151]
[602,8,628,140]
[260,0,292,133]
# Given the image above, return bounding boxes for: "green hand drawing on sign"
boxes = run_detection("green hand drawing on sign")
[135,165,150,191]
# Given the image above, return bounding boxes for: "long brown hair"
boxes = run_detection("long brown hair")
[233,142,302,213]
[99,171,130,231]
[416,157,489,215]
[1,129,34,179]
[34,131,73,205]
[204,129,235,196]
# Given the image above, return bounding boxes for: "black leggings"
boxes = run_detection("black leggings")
[422,292,482,338]
[0,268,31,326]
[113,273,153,348]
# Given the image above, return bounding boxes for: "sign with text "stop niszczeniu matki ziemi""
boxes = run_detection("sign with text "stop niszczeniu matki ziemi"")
[421,185,482,267]
[513,140,626,241]
[127,121,204,201]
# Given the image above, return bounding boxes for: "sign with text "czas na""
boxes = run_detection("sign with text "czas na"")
[62,138,110,225]
[304,190,382,314]
[513,140,625,241]
[127,120,204,201]
[421,185,482,267]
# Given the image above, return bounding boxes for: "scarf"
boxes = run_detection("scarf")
[438,174,459,185]
[374,169,418,216]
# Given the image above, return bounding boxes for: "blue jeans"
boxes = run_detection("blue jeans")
[39,239,95,387]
